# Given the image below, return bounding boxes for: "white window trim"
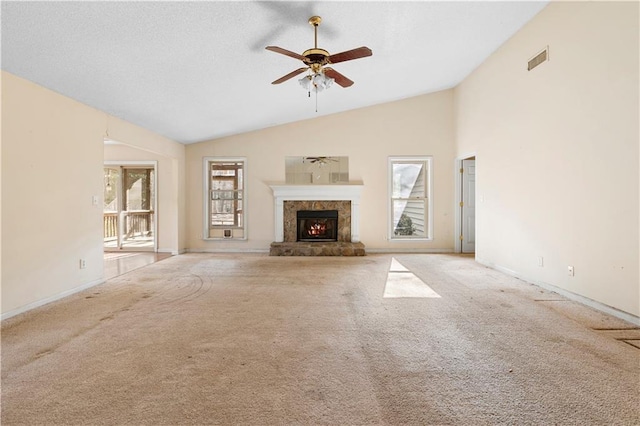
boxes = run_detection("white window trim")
[203,156,248,241]
[388,156,433,241]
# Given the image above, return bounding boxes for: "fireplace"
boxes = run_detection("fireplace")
[297,210,338,242]
[268,183,365,255]
[269,183,363,243]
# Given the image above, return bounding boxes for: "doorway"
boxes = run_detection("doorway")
[455,156,476,254]
[103,163,157,252]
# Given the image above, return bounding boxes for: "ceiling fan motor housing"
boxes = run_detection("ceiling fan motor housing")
[302,48,330,73]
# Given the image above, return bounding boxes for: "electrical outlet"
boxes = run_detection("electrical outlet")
[538,256,544,267]
[568,266,574,276]
[80,259,87,269]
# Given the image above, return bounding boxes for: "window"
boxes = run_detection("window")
[204,157,246,239]
[389,157,432,240]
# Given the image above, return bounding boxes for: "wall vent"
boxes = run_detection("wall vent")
[528,47,548,71]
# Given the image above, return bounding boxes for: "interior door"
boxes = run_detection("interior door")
[104,165,156,251]
[461,159,476,253]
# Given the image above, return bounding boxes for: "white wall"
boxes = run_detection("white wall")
[1,71,185,318]
[5,1,637,321]
[455,2,639,317]
[186,90,456,252]
[104,145,181,254]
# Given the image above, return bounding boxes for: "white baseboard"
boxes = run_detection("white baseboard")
[476,258,640,327]
[186,248,269,254]
[366,248,454,254]
[1,278,105,322]
[157,248,185,255]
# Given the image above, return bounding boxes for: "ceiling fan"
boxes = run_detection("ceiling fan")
[303,156,338,164]
[266,16,372,91]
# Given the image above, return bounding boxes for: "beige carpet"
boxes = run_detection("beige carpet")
[2,254,639,425]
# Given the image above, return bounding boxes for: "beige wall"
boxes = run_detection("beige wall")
[186,90,456,252]
[104,145,181,254]
[105,113,187,253]
[1,71,185,318]
[3,1,638,321]
[455,2,639,316]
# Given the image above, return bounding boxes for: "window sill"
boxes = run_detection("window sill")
[203,237,247,241]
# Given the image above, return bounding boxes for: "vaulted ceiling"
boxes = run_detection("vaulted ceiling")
[1,1,548,144]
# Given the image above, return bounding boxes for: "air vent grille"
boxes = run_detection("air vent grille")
[528,47,548,71]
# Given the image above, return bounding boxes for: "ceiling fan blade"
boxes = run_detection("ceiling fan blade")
[265,46,306,61]
[328,46,372,64]
[324,68,354,88]
[271,67,308,85]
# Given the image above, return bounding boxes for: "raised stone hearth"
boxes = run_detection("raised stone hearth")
[270,241,365,256]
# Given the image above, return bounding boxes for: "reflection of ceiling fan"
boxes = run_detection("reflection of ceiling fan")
[304,156,338,164]
[266,16,372,90]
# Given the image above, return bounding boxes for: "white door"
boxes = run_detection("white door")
[461,159,476,253]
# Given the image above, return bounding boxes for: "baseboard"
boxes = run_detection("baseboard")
[366,248,454,254]
[157,248,185,255]
[1,278,105,322]
[476,258,640,327]
[186,248,269,254]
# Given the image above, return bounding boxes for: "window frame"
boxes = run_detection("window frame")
[388,156,433,241]
[203,157,247,240]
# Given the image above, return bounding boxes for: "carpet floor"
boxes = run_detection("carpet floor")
[1,254,639,425]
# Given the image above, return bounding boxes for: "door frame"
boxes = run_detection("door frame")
[454,154,476,254]
[104,160,158,252]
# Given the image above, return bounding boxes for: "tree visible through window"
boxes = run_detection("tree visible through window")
[390,157,431,239]
[204,158,246,239]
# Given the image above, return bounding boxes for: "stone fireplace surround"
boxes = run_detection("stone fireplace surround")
[286,201,347,242]
[268,183,365,256]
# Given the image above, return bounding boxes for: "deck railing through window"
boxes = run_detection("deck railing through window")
[103,211,154,240]
[104,213,118,239]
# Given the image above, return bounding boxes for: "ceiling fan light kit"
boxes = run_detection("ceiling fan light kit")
[299,72,334,94]
[266,15,372,107]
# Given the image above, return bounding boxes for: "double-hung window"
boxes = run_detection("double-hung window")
[204,157,246,239]
[389,157,432,240]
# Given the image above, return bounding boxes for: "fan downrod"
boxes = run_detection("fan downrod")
[303,16,328,67]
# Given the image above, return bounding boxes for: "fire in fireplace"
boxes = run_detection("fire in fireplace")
[297,210,338,242]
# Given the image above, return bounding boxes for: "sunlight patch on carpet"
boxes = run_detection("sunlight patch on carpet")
[384,258,441,298]
[389,258,410,272]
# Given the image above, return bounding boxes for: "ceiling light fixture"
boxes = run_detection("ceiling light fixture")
[266,16,372,112]
[299,71,334,94]
[298,69,334,112]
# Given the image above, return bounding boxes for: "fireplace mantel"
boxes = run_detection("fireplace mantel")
[269,182,363,243]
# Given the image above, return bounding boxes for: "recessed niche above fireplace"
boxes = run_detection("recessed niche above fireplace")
[285,156,349,184]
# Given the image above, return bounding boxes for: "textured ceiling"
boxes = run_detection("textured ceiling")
[1,1,548,144]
